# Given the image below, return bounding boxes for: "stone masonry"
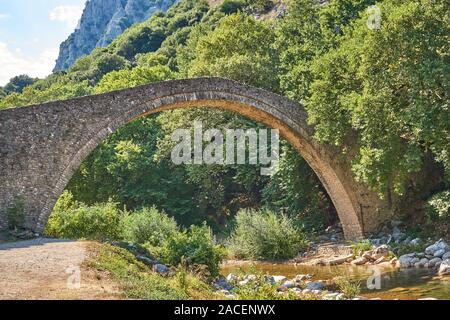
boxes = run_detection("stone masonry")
[0,77,396,239]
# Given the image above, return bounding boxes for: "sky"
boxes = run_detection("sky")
[0,0,87,86]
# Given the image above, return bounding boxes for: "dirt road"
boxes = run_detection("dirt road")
[0,238,121,300]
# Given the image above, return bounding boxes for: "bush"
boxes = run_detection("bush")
[350,240,373,256]
[120,207,178,246]
[425,191,450,221]
[46,191,122,240]
[159,224,226,277]
[335,276,361,299]
[229,209,309,260]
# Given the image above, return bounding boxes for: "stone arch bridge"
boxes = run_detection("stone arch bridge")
[0,77,395,239]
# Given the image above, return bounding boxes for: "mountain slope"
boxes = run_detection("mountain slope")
[54,0,177,71]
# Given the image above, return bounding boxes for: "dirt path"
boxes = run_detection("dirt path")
[0,238,122,300]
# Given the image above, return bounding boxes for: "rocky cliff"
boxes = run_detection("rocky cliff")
[54,0,176,71]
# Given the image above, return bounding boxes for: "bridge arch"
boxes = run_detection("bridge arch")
[0,78,393,239]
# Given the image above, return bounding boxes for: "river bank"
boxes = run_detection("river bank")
[216,238,450,300]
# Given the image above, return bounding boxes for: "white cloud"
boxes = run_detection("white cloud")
[0,42,58,86]
[0,13,11,19]
[49,5,83,29]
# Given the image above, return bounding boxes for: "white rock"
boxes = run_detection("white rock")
[226,273,238,282]
[272,275,287,283]
[290,287,302,293]
[438,259,450,275]
[244,274,257,281]
[238,279,250,286]
[351,257,368,265]
[302,289,312,294]
[281,280,296,288]
[336,293,346,300]
[323,292,339,300]
[294,274,312,282]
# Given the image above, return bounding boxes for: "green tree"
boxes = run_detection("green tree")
[307,0,449,194]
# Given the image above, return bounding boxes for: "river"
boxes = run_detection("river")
[221,261,450,300]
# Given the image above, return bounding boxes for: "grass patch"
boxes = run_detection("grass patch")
[335,276,361,299]
[88,243,222,300]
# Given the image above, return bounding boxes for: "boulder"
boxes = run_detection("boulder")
[323,292,339,300]
[414,258,429,268]
[281,280,296,288]
[273,275,288,283]
[244,274,257,281]
[226,273,238,282]
[362,251,373,260]
[302,288,312,294]
[294,274,313,282]
[153,263,169,275]
[390,257,399,267]
[264,275,275,284]
[410,238,421,246]
[214,278,234,291]
[438,259,450,275]
[136,255,156,266]
[374,256,388,264]
[326,254,354,265]
[428,257,442,268]
[238,279,250,286]
[434,249,446,258]
[351,257,368,265]
[399,255,413,268]
[442,252,450,260]
[425,239,449,256]
[305,281,325,291]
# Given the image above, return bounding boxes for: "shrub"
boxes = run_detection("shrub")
[120,207,178,246]
[45,191,122,240]
[425,191,450,221]
[159,224,226,277]
[350,240,373,256]
[229,209,309,260]
[335,276,361,299]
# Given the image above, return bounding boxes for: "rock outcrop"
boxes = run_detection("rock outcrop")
[54,0,176,71]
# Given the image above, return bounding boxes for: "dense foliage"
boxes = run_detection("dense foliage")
[121,207,178,246]
[2,0,448,240]
[229,209,309,260]
[158,224,226,276]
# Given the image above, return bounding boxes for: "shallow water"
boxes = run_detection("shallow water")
[220,261,450,300]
